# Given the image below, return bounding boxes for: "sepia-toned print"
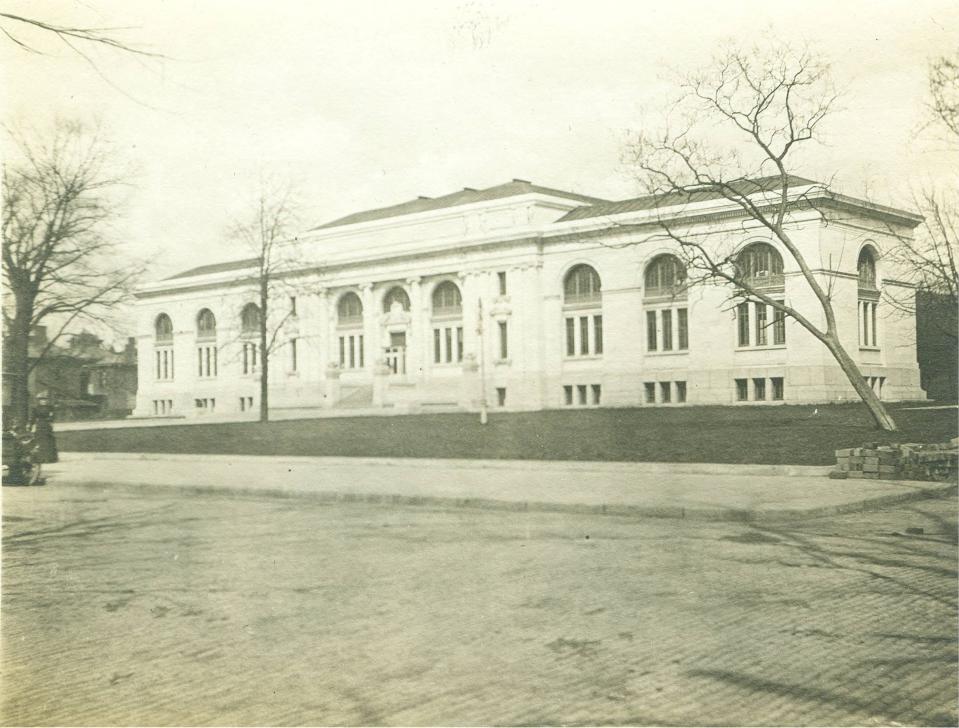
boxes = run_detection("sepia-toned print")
[2,2,957,726]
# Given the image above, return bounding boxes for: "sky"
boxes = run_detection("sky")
[3,0,958,288]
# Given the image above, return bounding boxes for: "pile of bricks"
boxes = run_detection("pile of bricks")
[831,439,959,481]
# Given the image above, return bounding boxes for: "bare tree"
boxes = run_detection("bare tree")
[228,180,305,423]
[884,188,958,331]
[2,120,144,427]
[929,52,959,140]
[0,11,157,58]
[624,41,901,431]
[881,53,959,398]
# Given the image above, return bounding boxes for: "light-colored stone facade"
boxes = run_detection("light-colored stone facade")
[133,179,926,418]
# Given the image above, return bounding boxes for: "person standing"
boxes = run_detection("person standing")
[31,394,58,464]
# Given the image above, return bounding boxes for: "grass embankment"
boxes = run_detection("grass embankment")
[57,403,958,466]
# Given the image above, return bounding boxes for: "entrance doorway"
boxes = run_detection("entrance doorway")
[385,331,406,375]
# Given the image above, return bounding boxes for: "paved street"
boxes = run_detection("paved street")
[2,483,957,726]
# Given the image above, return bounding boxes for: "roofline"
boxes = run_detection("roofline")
[140,179,922,298]
[310,182,606,232]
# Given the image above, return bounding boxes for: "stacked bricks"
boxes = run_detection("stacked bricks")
[832,438,959,482]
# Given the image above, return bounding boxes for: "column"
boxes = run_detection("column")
[460,271,478,359]
[407,277,423,379]
[419,278,434,378]
[315,288,328,380]
[360,282,375,372]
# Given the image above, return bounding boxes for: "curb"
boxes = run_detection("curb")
[59,477,957,523]
[57,451,833,478]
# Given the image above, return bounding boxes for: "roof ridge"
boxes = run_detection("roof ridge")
[311,179,607,231]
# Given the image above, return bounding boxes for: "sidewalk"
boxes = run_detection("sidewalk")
[43,452,956,521]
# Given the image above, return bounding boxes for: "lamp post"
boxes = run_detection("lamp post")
[477,297,488,425]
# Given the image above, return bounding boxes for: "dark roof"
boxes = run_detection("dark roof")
[312,179,608,231]
[165,257,260,280]
[557,175,821,224]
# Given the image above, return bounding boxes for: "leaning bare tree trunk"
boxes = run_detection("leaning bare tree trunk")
[259,279,269,423]
[824,334,898,431]
[6,306,33,428]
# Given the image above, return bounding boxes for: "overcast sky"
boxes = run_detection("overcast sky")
[4,0,958,282]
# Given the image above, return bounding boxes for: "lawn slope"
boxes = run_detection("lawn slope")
[57,403,958,465]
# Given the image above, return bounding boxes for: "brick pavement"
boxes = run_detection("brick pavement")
[2,484,956,726]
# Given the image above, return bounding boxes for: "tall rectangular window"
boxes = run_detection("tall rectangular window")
[498,321,508,360]
[349,335,356,368]
[565,318,575,356]
[434,328,441,363]
[456,327,463,362]
[871,303,877,347]
[864,303,871,346]
[753,378,766,401]
[358,335,364,368]
[773,307,786,345]
[591,384,601,405]
[593,315,603,354]
[678,308,688,350]
[737,303,750,347]
[445,328,453,363]
[644,382,656,404]
[771,377,784,401]
[579,317,589,355]
[498,271,507,295]
[646,311,658,352]
[662,310,673,351]
[660,382,672,403]
[339,337,346,367]
[676,381,687,403]
[735,378,748,401]
[564,385,573,406]
[290,338,298,372]
[755,303,768,345]
[290,296,297,316]
[496,387,506,407]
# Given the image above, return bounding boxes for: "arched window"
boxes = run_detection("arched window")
[432,281,462,316]
[382,286,411,313]
[643,255,689,354]
[734,244,786,350]
[431,281,463,364]
[563,264,601,304]
[154,313,173,343]
[736,243,784,287]
[337,292,363,323]
[240,303,261,334]
[195,309,218,377]
[196,309,216,340]
[644,255,687,298]
[858,247,877,290]
[562,264,603,357]
[336,292,364,370]
[153,314,174,382]
[858,246,880,348]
